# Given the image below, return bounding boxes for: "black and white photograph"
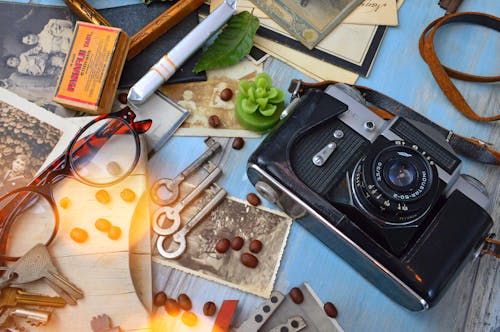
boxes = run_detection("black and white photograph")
[0,87,79,196]
[0,3,77,117]
[153,186,292,297]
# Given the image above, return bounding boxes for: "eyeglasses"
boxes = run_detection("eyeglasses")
[0,107,152,261]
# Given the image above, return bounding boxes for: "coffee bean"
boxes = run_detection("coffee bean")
[216,238,230,253]
[249,239,263,254]
[177,293,192,311]
[153,291,167,306]
[181,311,198,327]
[246,193,261,206]
[203,301,217,316]
[232,137,244,150]
[117,92,128,104]
[220,88,233,101]
[164,299,180,316]
[289,287,304,304]
[231,236,244,251]
[324,302,338,318]
[241,253,259,268]
[208,115,220,128]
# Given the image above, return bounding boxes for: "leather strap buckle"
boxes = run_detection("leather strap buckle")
[481,235,500,259]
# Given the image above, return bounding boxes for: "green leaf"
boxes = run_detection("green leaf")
[238,80,251,96]
[241,98,259,114]
[269,89,285,104]
[194,11,260,73]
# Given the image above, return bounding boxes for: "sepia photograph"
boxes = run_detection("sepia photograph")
[152,184,292,297]
[0,3,78,117]
[0,88,79,196]
[160,59,262,138]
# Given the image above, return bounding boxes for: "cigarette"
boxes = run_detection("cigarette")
[127,0,205,61]
[64,0,112,26]
[127,0,237,105]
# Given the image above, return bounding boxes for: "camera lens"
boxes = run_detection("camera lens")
[386,160,417,188]
[352,141,439,225]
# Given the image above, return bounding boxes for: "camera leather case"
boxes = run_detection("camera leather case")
[247,85,493,310]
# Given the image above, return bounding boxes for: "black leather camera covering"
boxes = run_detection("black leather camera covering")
[249,89,493,308]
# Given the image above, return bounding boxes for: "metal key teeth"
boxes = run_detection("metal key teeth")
[203,161,217,173]
[206,183,222,195]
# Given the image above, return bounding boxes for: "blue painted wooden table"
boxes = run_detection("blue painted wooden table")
[149,1,499,331]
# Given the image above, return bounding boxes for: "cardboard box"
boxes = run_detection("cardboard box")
[54,22,130,114]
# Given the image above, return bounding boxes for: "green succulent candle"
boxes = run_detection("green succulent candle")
[235,73,286,132]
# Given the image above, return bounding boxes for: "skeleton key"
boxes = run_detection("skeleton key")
[7,244,83,305]
[0,287,66,309]
[151,137,221,205]
[153,166,222,236]
[157,186,226,259]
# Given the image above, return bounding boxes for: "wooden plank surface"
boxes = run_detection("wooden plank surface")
[7,139,152,331]
[148,0,499,331]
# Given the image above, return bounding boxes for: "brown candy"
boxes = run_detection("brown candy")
[59,197,71,209]
[203,301,217,317]
[164,299,180,316]
[208,115,221,128]
[153,291,167,306]
[240,253,259,268]
[324,302,338,318]
[177,293,192,311]
[232,137,244,150]
[181,311,198,327]
[70,228,88,243]
[117,92,128,104]
[220,88,233,101]
[120,188,136,202]
[231,236,244,251]
[289,287,304,304]
[95,218,111,232]
[249,239,263,254]
[106,161,122,177]
[95,189,111,204]
[246,193,261,206]
[216,238,230,253]
[107,226,122,240]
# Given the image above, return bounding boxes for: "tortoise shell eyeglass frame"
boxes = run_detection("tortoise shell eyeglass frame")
[0,107,152,261]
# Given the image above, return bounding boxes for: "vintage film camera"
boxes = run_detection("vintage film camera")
[247,84,494,311]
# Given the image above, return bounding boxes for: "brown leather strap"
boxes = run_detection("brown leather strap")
[419,12,500,122]
[482,237,500,259]
[288,79,500,165]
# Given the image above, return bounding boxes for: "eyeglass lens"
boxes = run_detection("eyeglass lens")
[0,190,55,258]
[69,118,138,185]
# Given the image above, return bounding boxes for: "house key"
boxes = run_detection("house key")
[151,137,221,205]
[153,166,222,236]
[157,185,226,259]
[4,244,83,305]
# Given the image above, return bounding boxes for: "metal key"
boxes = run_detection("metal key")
[153,166,222,236]
[151,137,221,205]
[6,244,83,305]
[9,308,52,327]
[0,287,66,309]
[157,185,226,259]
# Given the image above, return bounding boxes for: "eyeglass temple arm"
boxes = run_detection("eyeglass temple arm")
[133,119,152,134]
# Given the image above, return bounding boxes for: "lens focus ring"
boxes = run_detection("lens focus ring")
[352,141,439,225]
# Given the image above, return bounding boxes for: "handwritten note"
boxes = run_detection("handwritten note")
[343,0,399,26]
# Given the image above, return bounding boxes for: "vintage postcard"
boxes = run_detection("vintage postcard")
[152,186,292,297]
[0,88,78,196]
[160,59,263,138]
[249,0,363,49]
[343,0,398,26]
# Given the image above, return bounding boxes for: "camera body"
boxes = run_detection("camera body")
[247,85,493,310]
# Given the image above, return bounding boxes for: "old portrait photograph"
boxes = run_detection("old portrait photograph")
[160,59,262,138]
[0,3,77,117]
[152,184,292,297]
[0,88,78,196]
